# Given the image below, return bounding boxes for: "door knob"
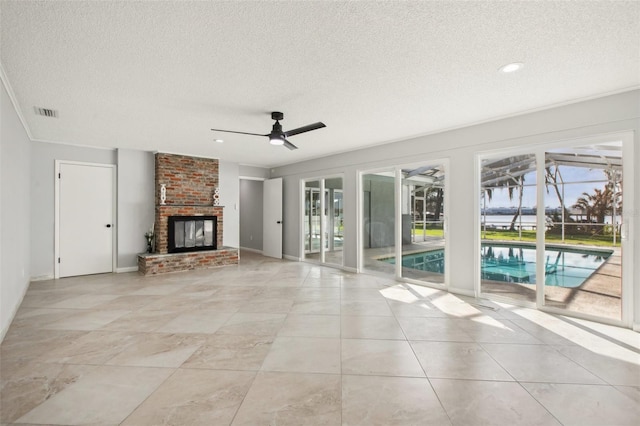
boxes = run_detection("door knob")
[106,224,112,228]
[276,221,282,224]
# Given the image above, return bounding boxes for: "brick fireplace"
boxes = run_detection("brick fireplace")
[137,153,239,275]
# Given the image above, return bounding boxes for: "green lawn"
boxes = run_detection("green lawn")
[413,228,444,238]
[414,228,619,247]
[481,230,620,247]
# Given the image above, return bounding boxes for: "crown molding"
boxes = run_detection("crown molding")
[0,62,34,140]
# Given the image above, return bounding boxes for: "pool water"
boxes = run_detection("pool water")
[383,244,612,288]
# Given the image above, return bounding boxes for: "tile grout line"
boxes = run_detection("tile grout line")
[390,283,455,425]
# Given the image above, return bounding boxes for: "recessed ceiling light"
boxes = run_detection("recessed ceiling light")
[214,139,224,143]
[499,62,524,73]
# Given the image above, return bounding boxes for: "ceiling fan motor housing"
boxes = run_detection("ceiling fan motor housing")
[271,121,283,135]
[270,112,284,139]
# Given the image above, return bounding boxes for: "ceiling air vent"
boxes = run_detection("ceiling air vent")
[34,107,58,118]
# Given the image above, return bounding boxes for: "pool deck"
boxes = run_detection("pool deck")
[544,248,621,319]
[363,240,445,275]
[364,239,622,321]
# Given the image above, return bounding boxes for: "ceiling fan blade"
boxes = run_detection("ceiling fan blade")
[211,128,267,137]
[283,139,298,150]
[283,122,326,138]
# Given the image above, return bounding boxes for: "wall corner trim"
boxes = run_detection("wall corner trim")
[0,280,29,343]
[30,274,54,281]
[0,62,34,140]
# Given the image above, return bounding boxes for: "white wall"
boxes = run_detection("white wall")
[30,141,116,279]
[272,90,640,323]
[239,164,271,180]
[29,145,241,277]
[219,160,240,248]
[1,81,31,340]
[116,149,155,270]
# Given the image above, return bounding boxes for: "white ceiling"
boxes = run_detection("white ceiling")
[2,1,639,168]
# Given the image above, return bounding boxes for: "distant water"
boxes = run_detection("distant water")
[481,215,536,228]
[480,214,622,230]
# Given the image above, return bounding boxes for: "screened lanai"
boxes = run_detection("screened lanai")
[479,140,624,321]
[480,142,623,244]
[403,165,446,242]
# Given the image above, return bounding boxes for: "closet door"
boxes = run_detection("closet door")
[57,162,115,277]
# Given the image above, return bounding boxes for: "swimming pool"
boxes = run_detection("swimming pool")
[382,244,613,288]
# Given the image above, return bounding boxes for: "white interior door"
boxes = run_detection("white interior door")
[263,177,283,259]
[58,162,115,277]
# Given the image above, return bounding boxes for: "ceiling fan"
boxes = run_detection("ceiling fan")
[211,112,325,150]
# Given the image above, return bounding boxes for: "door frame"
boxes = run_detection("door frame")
[300,173,345,267]
[356,160,449,289]
[474,131,634,328]
[303,185,322,256]
[356,167,396,274]
[395,158,450,288]
[54,160,117,279]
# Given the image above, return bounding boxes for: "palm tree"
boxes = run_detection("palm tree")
[573,185,622,231]
[573,192,595,222]
[508,175,524,231]
[545,166,572,218]
[482,155,533,232]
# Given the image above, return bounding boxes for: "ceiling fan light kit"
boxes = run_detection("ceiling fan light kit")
[211,111,325,151]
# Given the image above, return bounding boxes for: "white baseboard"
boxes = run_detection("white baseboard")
[239,247,263,255]
[30,274,54,281]
[633,323,640,332]
[283,254,301,262]
[116,266,139,273]
[1,279,29,343]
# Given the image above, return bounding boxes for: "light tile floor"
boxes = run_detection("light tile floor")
[1,251,639,425]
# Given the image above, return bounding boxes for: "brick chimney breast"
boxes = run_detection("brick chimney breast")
[154,153,222,254]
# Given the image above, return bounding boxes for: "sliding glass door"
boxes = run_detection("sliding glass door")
[303,176,343,267]
[360,162,448,286]
[479,153,538,304]
[324,178,344,266]
[400,163,446,284]
[361,170,396,275]
[478,134,632,325]
[304,180,321,258]
[543,141,624,321]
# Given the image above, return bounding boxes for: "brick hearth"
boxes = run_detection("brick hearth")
[137,248,239,275]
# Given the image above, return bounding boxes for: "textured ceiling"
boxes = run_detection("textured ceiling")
[1,1,639,168]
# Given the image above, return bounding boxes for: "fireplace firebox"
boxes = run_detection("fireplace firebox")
[168,215,217,253]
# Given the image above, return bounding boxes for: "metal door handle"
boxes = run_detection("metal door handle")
[276,221,282,224]
[106,224,112,228]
